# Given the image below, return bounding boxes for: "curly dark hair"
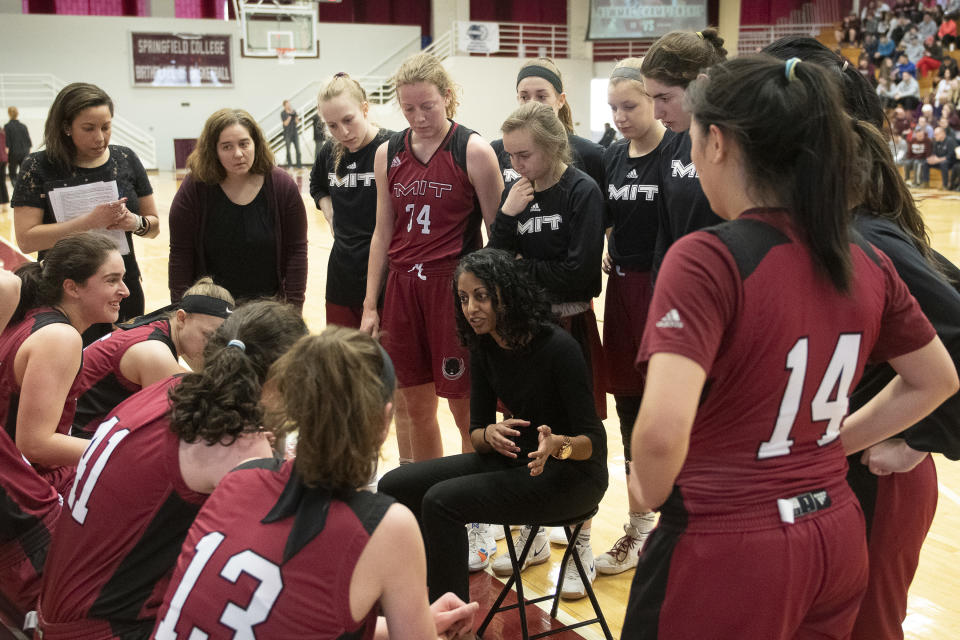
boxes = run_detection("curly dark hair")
[452,248,553,351]
[168,300,307,445]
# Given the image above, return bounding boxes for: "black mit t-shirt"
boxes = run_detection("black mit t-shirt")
[309,129,394,307]
[203,185,279,301]
[491,133,604,187]
[489,165,604,303]
[602,132,676,271]
[652,130,724,277]
[469,324,607,468]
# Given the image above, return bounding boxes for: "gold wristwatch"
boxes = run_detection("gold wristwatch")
[552,435,573,460]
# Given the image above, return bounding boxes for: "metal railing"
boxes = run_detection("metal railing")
[259,33,422,157]
[456,21,570,59]
[592,39,656,61]
[0,74,157,169]
[259,20,570,154]
[738,23,833,54]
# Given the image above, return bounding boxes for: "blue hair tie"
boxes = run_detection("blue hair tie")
[227,339,246,352]
[785,57,801,82]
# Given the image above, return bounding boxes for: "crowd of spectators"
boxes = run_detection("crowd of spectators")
[840,1,960,189]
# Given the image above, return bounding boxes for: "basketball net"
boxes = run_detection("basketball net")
[277,48,295,65]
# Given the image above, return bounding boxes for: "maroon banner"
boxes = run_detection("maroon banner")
[131,32,233,87]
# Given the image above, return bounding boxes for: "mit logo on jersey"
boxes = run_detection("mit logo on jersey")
[671,160,699,179]
[392,180,453,199]
[327,171,375,188]
[518,214,563,235]
[608,184,659,201]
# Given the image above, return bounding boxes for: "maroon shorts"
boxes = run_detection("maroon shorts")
[602,268,652,396]
[325,302,363,329]
[557,308,607,420]
[624,490,868,639]
[380,263,469,399]
[0,506,60,627]
[850,454,938,640]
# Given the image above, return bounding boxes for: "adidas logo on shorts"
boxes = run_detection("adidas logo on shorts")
[390,156,402,168]
[626,169,638,179]
[656,309,684,329]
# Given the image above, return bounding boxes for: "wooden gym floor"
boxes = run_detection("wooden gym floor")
[2,172,959,639]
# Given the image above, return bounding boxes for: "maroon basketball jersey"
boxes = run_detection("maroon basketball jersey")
[154,459,392,639]
[0,308,82,488]
[38,376,207,638]
[386,122,482,270]
[75,319,175,434]
[639,209,935,520]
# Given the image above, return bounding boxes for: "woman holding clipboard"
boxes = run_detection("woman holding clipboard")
[11,83,159,342]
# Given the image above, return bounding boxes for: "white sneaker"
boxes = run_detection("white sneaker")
[559,541,596,600]
[467,522,497,572]
[491,526,551,576]
[596,513,657,575]
[549,526,570,546]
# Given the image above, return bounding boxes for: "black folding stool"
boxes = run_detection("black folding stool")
[477,507,613,640]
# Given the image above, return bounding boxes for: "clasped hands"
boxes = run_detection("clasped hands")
[90,197,139,232]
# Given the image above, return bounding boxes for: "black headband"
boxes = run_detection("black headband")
[611,67,643,82]
[180,295,234,319]
[517,65,563,94]
[377,343,396,403]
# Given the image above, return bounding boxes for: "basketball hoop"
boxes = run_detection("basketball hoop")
[277,47,295,65]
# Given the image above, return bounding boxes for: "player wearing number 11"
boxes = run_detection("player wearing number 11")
[621,56,958,637]
[35,302,307,639]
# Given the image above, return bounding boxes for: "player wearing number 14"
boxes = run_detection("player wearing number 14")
[360,53,503,461]
[621,56,958,638]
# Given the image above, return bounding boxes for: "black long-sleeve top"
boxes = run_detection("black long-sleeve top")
[651,130,724,279]
[488,166,604,303]
[491,133,604,188]
[850,212,960,459]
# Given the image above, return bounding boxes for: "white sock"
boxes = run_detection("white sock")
[629,511,656,535]
[575,527,591,546]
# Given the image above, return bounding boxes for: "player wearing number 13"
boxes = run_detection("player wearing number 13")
[35,302,307,639]
[621,56,958,638]
[155,328,479,639]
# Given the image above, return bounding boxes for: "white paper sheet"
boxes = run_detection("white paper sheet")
[48,181,130,255]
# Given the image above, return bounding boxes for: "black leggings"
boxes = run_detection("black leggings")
[615,395,642,464]
[378,452,607,601]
